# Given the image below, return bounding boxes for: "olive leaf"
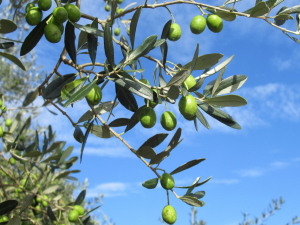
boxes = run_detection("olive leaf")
[23,88,39,106]
[136,146,156,159]
[71,22,104,36]
[201,55,234,79]
[108,118,130,127]
[203,95,247,108]
[74,190,86,205]
[130,7,142,48]
[104,23,114,66]
[124,106,144,132]
[186,191,205,199]
[183,53,223,71]
[0,52,26,70]
[47,206,57,221]
[65,21,77,64]
[58,146,74,164]
[20,195,35,213]
[170,158,206,175]
[80,121,93,162]
[142,178,159,189]
[84,123,115,139]
[87,17,98,65]
[0,200,18,216]
[165,128,183,152]
[140,133,168,149]
[179,196,205,207]
[250,1,269,17]
[160,20,171,68]
[149,151,170,165]
[0,19,17,34]
[0,42,14,49]
[55,170,80,179]
[115,82,138,112]
[195,108,210,129]
[278,5,300,14]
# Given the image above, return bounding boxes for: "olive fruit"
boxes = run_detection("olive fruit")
[0,215,9,222]
[160,111,177,131]
[38,0,52,11]
[5,119,12,127]
[44,23,62,43]
[116,8,124,14]
[105,5,111,11]
[182,75,196,90]
[85,85,102,105]
[114,27,121,36]
[190,15,206,34]
[178,94,197,120]
[118,0,124,3]
[25,3,35,13]
[68,209,79,222]
[144,89,158,108]
[139,78,150,85]
[73,205,84,216]
[64,4,81,22]
[26,7,43,26]
[206,14,223,33]
[139,107,156,128]
[53,7,68,23]
[160,173,175,190]
[9,157,16,165]
[162,205,177,224]
[42,201,49,207]
[0,127,4,137]
[168,23,182,41]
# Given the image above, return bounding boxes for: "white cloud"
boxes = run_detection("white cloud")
[86,182,136,198]
[210,178,239,185]
[235,168,264,177]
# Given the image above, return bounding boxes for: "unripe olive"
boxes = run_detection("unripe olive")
[160,173,175,190]
[162,205,177,224]
[160,111,177,131]
[178,94,197,120]
[139,107,156,128]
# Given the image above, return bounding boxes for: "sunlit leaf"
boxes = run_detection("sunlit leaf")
[250,1,269,17]
[0,52,25,70]
[43,185,60,194]
[179,196,205,207]
[183,53,223,70]
[195,108,210,129]
[58,146,74,164]
[201,55,234,79]
[71,22,104,36]
[130,7,142,48]
[142,178,159,189]
[84,123,115,138]
[203,95,247,107]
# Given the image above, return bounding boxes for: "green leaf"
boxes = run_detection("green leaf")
[126,35,157,63]
[201,55,234,79]
[136,146,156,159]
[71,22,104,36]
[183,53,223,71]
[278,5,300,14]
[73,127,84,143]
[23,88,39,106]
[250,1,269,17]
[108,118,130,127]
[0,42,14,49]
[115,82,138,112]
[7,215,21,225]
[55,170,80,179]
[124,106,144,132]
[195,108,210,129]
[84,123,114,138]
[165,128,182,152]
[77,29,88,49]
[43,185,60,194]
[170,158,206,175]
[23,150,41,157]
[80,121,93,162]
[167,85,180,100]
[0,19,17,34]
[20,14,52,56]
[130,7,142,48]
[203,95,247,107]
[113,77,155,101]
[47,206,57,221]
[61,77,87,100]
[198,102,241,129]
[140,133,168,148]
[74,190,86,205]
[160,20,172,68]
[274,13,293,26]
[87,17,98,65]
[104,23,114,66]
[58,146,74,164]
[63,79,98,107]
[0,200,18,216]
[43,74,77,99]
[65,21,77,64]
[186,191,205,199]
[179,196,205,207]
[167,44,199,87]
[0,52,26,70]
[77,101,119,123]
[142,178,159,189]
[211,67,226,96]
[149,151,170,165]
[20,194,35,213]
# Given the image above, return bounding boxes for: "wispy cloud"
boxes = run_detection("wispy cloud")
[210,178,239,185]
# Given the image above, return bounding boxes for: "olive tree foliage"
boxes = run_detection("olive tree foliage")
[1,0,300,224]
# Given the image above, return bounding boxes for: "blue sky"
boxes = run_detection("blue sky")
[8,0,300,224]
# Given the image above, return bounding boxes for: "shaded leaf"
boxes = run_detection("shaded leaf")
[142,178,159,189]
[47,206,57,221]
[198,102,241,129]
[0,52,25,70]
[73,127,84,143]
[0,19,17,34]
[43,74,76,99]
[20,14,52,56]
[65,21,77,64]
[149,151,169,165]
[80,120,93,162]
[186,191,205,199]
[23,88,39,106]
[115,82,138,112]
[140,133,168,148]
[20,194,35,213]
[250,2,269,17]
[0,42,14,49]
[201,55,234,78]
[124,106,144,132]
[55,170,80,179]
[136,146,156,159]
[183,53,223,70]
[77,29,88,49]
[130,7,142,48]
[58,146,74,164]
[0,200,18,216]
[203,95,247,107]
[108,118,130,127]
[84,123,114,138]
[87,18,98,65]
[23,150,41,157]
[179,196,205,207]
[170,158,206,175]
[167,85,180,100]
[43,185,60,194]
[104,23,114,66]
[74,190,86,205]
[195,108,210,129]
[7,215,21,225]
[165,128,182,152]
[160,20,172,68]
[71,22,104,36]
[77,101,119,123]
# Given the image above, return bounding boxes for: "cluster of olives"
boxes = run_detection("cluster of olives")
[0,215,9,223]
[0,100,13,139]
[138,74,199,130]
[168,13,225,42]
[85,84,102,106]
[103,0,124,36]
[68,205,85,223]
[25,0,81,43]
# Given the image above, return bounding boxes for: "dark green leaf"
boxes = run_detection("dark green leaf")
[108,118,130,127]
[63,79,98,107]
[124,106,144,132]
[250,1,269,17]
[74,190,86,205]
[126,35,157,63]
[87,18,98,65]
[7,215,21,225]
[55,170,80,179]
[20,195,35,213]
[80,120,93,162]
[0,42,13,49]
[167,85,180,100]
[77,101,119,123]
[23,150,41,157]
[142,178,159,189]
[195,108,210,129]
[170,158,206,175]
[140,133,168,148]
[179,196,205,207]
[165,128,182,152]
[73,127,84,143]
[115,82,138,112]
[0,200,18,216]
[58,146,74,164]
[43,74,76,99]
[47,206,57,221]
[0,19,17,34]
[203,95,247,107]
[160,20,172,68]
[136,146,156,159]
[149,151,169,165]
[65,21,77,64]
[41,154,60,162]
[110,0,118,25]
[186,191,205,199]
[71,22,104,36]
[84,123,114,138]
[130,7,142,48]
[20,14,52,56]
[0,52,26,70]
[104,23,114,66]
[23,88,39,106]
[274,13,293,26]
[183,53,223,71]
[198,102,241,129]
